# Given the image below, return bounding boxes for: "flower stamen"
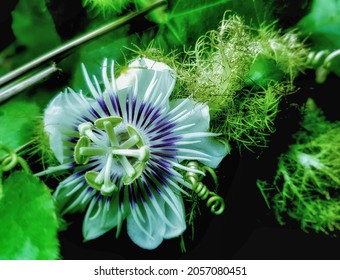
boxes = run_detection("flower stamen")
[74,136,91,164]
[120,135,140,149]
[102,155,117,195]
[78,122,106,148]
[111,146,150,161]
[79,147,106,156]
[119,156,136,178]
[74,116,152,194]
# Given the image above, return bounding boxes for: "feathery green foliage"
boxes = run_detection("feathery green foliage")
[257,99,340,234]
[152,14,309,150]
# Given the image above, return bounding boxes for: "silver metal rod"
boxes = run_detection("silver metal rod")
[0,64,59,103]
[0,0,167,87]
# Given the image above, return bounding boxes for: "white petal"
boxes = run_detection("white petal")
[44,90,90,163]
[188,137,230,168]
[82,64,101,99]
[127,200,166,250]
[83,194,122,241]
[116,58,176,111]
[53,179,94,215]
[170,99,230,168]
[162,190,186,239]
[170,99,209,134]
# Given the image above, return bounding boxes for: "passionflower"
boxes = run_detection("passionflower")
[41,58,228,249]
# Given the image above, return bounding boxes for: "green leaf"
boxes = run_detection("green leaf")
[298,0,340,49]
[0,97,40,158]
[0,171,59,259]
[11,0,61,66]
[152,0,232,50]
[297,0,340,76]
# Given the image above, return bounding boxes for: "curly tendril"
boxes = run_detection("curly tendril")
[185,161,225,215]
[0,145,30,173]
[307,49,340,83]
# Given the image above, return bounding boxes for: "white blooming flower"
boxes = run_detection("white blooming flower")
[42,58,229,249]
